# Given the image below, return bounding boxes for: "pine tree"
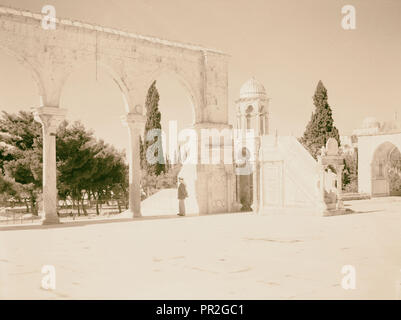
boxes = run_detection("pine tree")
[165,154,170,173]
[0,111,43,214]
[143,81,165,176]
[0,112,129,215]
[300,80,340,159]
[139,136,145,170]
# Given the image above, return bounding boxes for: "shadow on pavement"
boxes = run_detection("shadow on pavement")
[0,211,245,232]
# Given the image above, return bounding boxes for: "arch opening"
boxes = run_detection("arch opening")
[57,62,133,217]
[148,72,196,167]
[0,49,42,112]
[144,68,198,125]
[0,48,45,216]
[371,141,401,196]
[140,72,197,215]
[59,62,130,152]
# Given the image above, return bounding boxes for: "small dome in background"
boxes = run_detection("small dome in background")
[362,117,380,129]
[239,77,266,99]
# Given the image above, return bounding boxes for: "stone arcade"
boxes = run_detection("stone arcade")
[0,6,234,223]
[0,6,347,223]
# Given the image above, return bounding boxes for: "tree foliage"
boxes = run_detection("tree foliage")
[142,81,165,176]
[388,151,401,195]
[342,151,358,192]
[56,121,128,215]
[0,111,42,213]
[0,111,128,215]
[300,81,340,159]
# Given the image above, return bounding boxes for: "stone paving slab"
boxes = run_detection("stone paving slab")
[0,198,400,299]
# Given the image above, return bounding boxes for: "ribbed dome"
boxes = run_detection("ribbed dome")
[239,77,266,98]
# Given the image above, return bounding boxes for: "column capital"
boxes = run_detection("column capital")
[336,164,345,171]
[33,107,67,134]
[121,112,146,131]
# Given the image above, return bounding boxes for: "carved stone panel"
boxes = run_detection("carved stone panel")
[261,162,283,207]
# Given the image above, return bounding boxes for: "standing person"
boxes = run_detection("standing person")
[177,177,188,216]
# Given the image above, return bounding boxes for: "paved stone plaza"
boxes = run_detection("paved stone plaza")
[1,197,400,300]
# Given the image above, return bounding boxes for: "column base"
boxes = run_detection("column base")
[120,210,142,219]
[132,211,142,218]
[336,199,344,210]
[322,208,347,217]
[251,204,259,214]
[41,215,60,225]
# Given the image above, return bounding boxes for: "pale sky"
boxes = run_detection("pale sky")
[0,0,400,152]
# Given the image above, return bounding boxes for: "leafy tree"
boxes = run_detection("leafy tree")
[342,151,358,192]
[143,81,165,176]
[0,111,42,151]
[0,111,42,213]
[139,136,145,170]
[89,141,127,215]
[56,121,128,215]
[0,175,16,197]
[56,120,97,215]
[165,154,171,173]
[388,150,401,195]
[300,81,340,159]
[111,163,129,212]
[0,112,130,217]
[0,144,13,174]
[0,110,129,217]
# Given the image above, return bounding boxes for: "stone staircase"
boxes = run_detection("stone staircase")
[258,135,321,213]
[278,136,320,206]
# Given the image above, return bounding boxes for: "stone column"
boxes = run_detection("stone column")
[336,164,345,209]
[226,171,233,213]
[252,137,261,213]
[236,169,240,202]
[122,111,146,218]
[252,162,260,213]
[317,157,328,215]
[33,107,67,225]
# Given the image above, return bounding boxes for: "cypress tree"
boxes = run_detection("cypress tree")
[143,81,165,176]
[300,80,340,159]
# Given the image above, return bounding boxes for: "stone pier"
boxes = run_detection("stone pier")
[122,111,146,218]
[33,107,67,225]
